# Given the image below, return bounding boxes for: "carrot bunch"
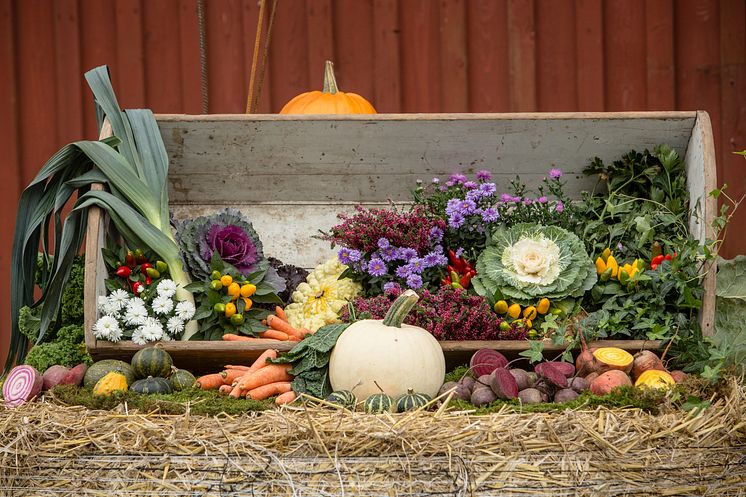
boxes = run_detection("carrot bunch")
[195,348,298,405]
[221,307,311,342]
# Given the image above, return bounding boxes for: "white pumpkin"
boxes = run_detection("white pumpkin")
[328,290,445,399]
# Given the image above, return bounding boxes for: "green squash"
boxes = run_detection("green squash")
[84,360,136,389]
[325,390,357,409]
[130,376,173,395]
[169,368,197,391]
[363,393,394,414]
[131,345,173,379]
[396,389,432,412]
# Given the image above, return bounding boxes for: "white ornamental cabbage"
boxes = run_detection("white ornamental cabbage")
[475,224,596,303]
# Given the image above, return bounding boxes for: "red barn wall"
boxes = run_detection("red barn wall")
[1,0,745,368]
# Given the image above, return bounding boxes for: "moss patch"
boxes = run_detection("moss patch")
[50,385,271,416]
[444,364,474,383]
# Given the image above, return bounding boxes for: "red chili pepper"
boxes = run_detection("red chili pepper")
[140,263,153,272]
[460,256,472,271]
[145,276,153,286]
[447,265,458,275]
[134,249,147,265]
[651,255,664,266]
[442,276,452,286]
[664,253,672,261]
[651,263,658,270]
[131,281,144,295]
[459,273,474,288]
[124,251,136,268]
[448,249,466,272]
[115,266,132,278]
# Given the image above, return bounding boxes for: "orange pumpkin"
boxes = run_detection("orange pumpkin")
[280,61,376,114]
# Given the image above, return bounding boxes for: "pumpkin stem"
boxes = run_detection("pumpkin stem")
[322,60,339,94]
[382,290,419,328]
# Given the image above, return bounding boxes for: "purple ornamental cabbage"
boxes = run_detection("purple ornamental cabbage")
[202,224,259,274]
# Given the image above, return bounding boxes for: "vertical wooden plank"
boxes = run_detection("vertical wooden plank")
[179,0,203,114]
[115,0,146,108]
[507,0,537,111]
[535,0,577,111]
[645,0,675,110]
[466,1,509,112]
[80,0,117,138]
[306,0,335,90]
[205,0,245,113]
[333,0,374,101]
[719,0,746,258]
[242,0,273,114]
[574,0,604,110]
[372,0,401,112]
[143,0,183,112]
[675,0,722,187]
[400,0,442,112]
[604,0,647,110]
[0,0,20,369]
[269,0,310,112]
[439,0,468,112]
[53,0,84,144]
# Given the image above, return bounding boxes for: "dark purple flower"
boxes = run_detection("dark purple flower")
[448,212,466,229]
[479,182,497,196]
[377,237,390,249]
[407,258,426,274]
[379,246,398,262]
[395,265,412,278]
[347,249,362,262]
[423,252,447,268]
[429,227,444,243]
[476,170,492,181]
[397,247,418,261]
[367,258,387,277]
[338,248,353,264]
[406,274,423,289]
[501,193,513,203]
[549,168,563,180]
[455,247,465,259]
[204,224,259,274]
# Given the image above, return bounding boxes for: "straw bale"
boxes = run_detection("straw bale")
[1,378,745,496]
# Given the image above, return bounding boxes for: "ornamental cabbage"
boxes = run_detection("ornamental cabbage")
[474,223,596,303]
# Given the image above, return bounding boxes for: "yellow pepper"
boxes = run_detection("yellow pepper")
[240,283,257,298]
[523,306,538,321]
[596,250,619,281]
[225,302,236,318]
[507,303,522,319]
[220,275,233,287]
[227,282,241,300]
[241,297,253,311]
[494,300,509,314]
[536,298,550,315]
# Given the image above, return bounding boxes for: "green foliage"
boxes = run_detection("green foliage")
[24,325,92,372]
[60,255,86,326]
[270,323,349,399]
[711,256,746,370]
[475,223,596,303]
[443,364,473,383]
[519,341,546,364]
[50,385,270,416]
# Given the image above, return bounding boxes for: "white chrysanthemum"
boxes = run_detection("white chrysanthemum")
[139,318,164,342]
[128,297,146,309]
[160,332,172,342]
[131,328,147,346]
[93,315,120,340]
[166,316,185,336]
[107,289,130,310]
[174,300,196,321]
[151,296,174,315]
[107,323,123,342]
[123,304,148,327]
[503,235,561,286]
[156,279,177,298]
[97,296,120,317]
[97,296,109,313]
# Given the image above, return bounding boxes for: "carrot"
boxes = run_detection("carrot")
[196,373,226,390]
[235,364,292,392]
[288,335,301,342]
[259,329,290,341]
[274,306,289,322]
[224,333,259,342]
[218,384,233,395]
[275,390,297,406]
[246,349,279,375]
[224,365,250,371]
[246,381,292,400]
[228,384,244,398]
[267,315,305,339]
[222,368,246,385]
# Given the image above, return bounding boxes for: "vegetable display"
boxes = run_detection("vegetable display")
[3,366,43,407]
[130,346,174,379]
[93,371,129,396]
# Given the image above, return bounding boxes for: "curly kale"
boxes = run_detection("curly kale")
[24,324,92,372]
[60,255,85,326]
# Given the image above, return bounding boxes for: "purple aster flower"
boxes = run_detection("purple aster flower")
[501,193,513,202]
[555,201,564,213]
[377,237,390,249]
[549,168,563,180]
[395,265,412,278]
[379,246,399,262]
[367,258,387,277]
[481,207,499,222]
[476,170,492,181]
[464,181,478,190]
[347,249,362,262]
[448,212,466,229]
[429,227,444,243]
[432,177,440,184]
[445,198,462,217]
[459,199,477,214]
[512,196,522,203]
[423,252,447,268]
[337,248,353,264]
[537,196,548,203]
[449,173,468,184]
[523,198,532,206]
[439,185,448,192]
[455,247,465,258]
[383,282,400,293]
[479,182,497,196]
[466,189,482,202]
[407,258,426,274]
[406,273,423,289]
[397,247,418,261]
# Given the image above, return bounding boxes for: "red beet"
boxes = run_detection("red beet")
[575,329,598,376]
[547,361,575,378]
[669,370,688,383]
[439,381,471,401]
[42,365,70,391]
[568,376,590,393]
[490,368,519,400]
[471,386,497,406]
[459,376,476,392]
[631,350,665,380]
[59,363,88,386]
[470,349,508,377]
[554,388,580,403]
[518,388,543,404]
[509,369,532,391]
[534,362,569,388]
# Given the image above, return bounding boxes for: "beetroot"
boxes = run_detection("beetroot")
[477,374,493,388]
[554,388,580,403]
[509,369,532,391]
[471,386,497,406]
[459,376,476,392]
[669,370,688,383]
[575,329,598,376]
[632,350,665,380]
[3,365,43,407]
[585,372,600,384]
[439,381,471,401]
[490,368,519,400]
[470,349,508,377]
[540,391,551,402]
[526,372,538,386]
[518,388,543,404]
[590,370,632,395]
[59,363,88,387]
[547,361,575,378]
[533,379,554,396]
[568,376,590,393]
[534,362,568,388]
[42,365,70,391]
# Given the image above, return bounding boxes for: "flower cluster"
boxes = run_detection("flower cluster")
[344,286,528,340]
[322,206,448,293]
[93,279,196,344]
